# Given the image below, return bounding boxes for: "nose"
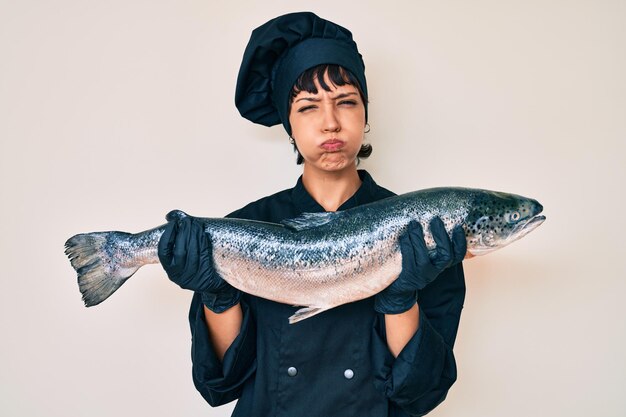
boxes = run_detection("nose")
[322,106,340,133]
[532,200,544,215]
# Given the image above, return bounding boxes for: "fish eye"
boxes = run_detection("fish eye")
[510,211,521,221]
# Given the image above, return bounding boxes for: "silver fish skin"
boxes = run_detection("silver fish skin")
[64,187,545,323]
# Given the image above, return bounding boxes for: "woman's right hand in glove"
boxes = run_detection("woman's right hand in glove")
[157,211,241,313]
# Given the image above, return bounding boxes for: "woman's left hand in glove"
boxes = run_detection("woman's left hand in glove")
[374,217,467,315]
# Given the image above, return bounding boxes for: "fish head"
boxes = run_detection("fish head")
[465,191,545,256]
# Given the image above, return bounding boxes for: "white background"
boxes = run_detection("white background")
[1,1,624,416]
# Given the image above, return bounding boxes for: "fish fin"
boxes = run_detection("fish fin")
[64,232,139,307]
[288,306,331,324]
[281,212,341,232]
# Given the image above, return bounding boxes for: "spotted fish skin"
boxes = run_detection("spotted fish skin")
[64,187,545,323]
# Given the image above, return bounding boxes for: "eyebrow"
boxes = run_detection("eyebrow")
[295,92,358,103]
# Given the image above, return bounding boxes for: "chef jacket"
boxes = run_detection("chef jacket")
[187,170,466,416]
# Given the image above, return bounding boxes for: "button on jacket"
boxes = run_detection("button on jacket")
[187,170,466,417]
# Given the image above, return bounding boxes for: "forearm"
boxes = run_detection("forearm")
[384,303,420,357]
[203,302,243,361]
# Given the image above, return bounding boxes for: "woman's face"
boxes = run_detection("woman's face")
[288,72,366,173]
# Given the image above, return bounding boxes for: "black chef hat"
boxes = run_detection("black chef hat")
[235,12,368,134]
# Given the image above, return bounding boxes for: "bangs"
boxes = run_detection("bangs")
[290,64,366,102]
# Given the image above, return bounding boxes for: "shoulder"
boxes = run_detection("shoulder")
[363,171,397,201]
[226,187,296,222]
[373,183,396,200]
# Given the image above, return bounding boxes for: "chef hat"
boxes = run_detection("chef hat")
[235,12,368,134]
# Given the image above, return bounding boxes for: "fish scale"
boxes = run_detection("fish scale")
[64,187,545,323]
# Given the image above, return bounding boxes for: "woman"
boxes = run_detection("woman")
[158,12,466,417]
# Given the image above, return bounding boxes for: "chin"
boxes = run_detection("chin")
[319,156,346,168]
[322,152,359,166]
[320,161,357,173]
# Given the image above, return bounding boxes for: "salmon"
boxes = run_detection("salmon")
[64,187,545,323]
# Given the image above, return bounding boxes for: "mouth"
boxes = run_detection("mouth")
[504,210,546,250]
[516,214,546,236]
[320,139,345,151]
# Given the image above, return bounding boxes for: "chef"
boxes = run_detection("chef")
[158,12,466,416]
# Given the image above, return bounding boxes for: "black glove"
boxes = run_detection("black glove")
[374,217,466,314]
[157,210,241,313]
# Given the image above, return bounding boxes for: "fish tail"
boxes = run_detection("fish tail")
[64,232,139,307]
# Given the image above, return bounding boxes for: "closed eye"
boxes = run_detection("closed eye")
[297,105,317,113]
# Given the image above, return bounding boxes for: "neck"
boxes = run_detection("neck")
[301,165,362,212]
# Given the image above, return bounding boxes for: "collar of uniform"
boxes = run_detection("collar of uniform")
[291,170,378,213]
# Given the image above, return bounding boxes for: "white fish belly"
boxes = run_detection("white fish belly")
[213,238,402,308]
